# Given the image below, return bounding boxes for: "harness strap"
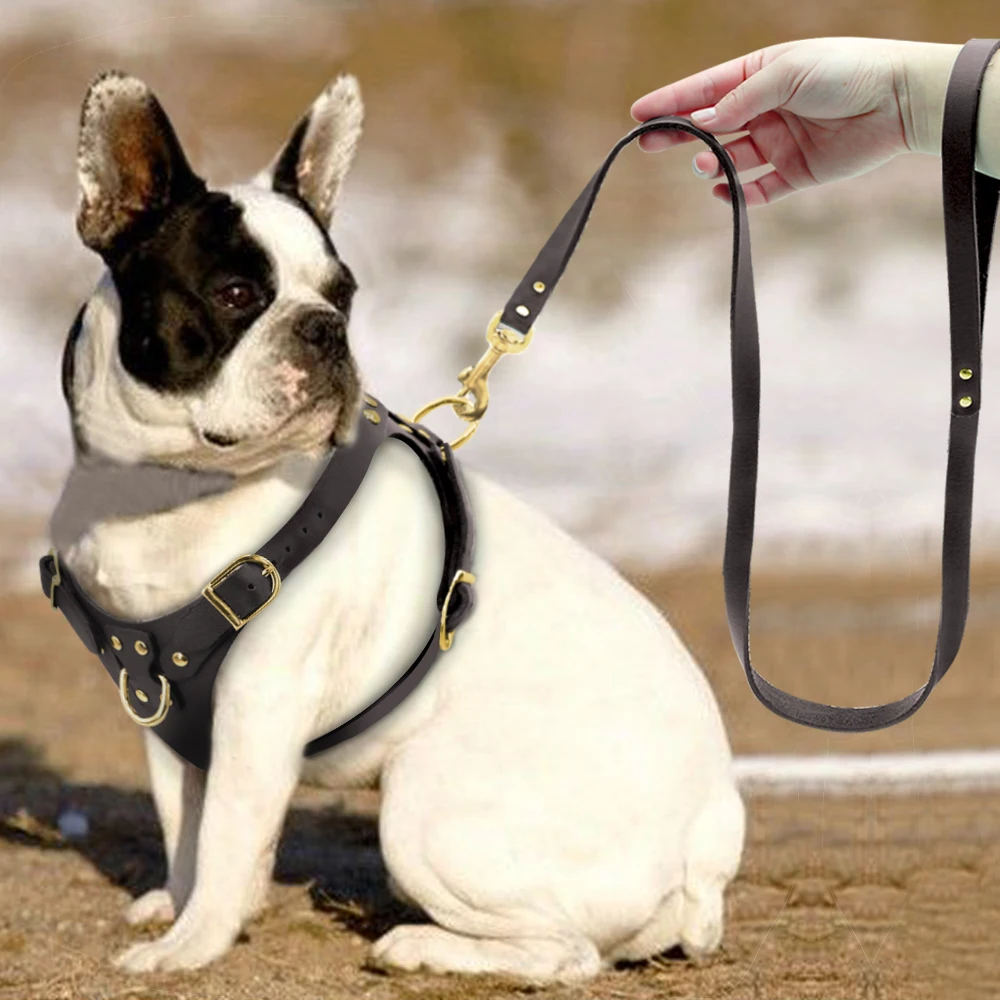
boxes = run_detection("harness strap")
[40,398,476,769]
[494,38,1000,732]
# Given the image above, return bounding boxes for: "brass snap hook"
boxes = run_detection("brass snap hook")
[411,311,533,449]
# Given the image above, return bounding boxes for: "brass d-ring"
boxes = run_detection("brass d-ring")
[118,668,171,727]
[411,396,480,450]
[439,568,477,650]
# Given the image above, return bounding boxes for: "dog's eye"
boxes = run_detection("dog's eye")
[331,285,353,312]
[214,280,259,311]
[325,269,357,314]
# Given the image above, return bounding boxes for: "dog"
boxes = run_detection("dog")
[55,68,745,983]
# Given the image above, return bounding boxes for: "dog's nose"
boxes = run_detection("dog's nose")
[295,309,346,349]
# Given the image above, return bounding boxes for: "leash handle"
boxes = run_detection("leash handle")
[498,38,1000,732]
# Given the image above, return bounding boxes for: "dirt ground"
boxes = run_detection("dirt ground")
[3,557,1000,999]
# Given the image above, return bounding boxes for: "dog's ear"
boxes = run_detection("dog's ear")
[76,70,205,257]
[254,74,363,230]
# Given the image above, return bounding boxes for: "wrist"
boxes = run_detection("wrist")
[895,41,964,156]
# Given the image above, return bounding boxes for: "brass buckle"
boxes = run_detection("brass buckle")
[439,569,476,651]
[202,554,281,630]
[413,311,533,450]
[48,547,61,608]
[118,668,172,727]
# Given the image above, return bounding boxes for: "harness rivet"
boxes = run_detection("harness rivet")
[172,652,189,667]
[515,304,530,317]
[364,393,378,406]
[532,281,546,293]
[960,395,974,408]
[960,367,974,380]
[110,635,122,651]
[135,689,149,703]
[134,640,149,655]
[363,408,381,424]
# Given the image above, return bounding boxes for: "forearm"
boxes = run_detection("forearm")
[900,39,1000,177]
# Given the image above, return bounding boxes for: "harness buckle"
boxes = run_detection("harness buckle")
[412,311,533,450]
[202,554,282,630]
[439,569,476,651]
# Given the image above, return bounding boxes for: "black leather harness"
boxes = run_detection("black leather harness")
[39,396,476,770]
[41,38,1000,745]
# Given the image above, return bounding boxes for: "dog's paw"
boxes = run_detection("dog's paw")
[369,925,427,973]
[124,889,175,926]
[368,924,601,982]
[113,925,231,973]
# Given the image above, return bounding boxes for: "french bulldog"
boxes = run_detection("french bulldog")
[54,68,745,983]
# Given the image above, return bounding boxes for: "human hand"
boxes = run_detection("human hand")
[630,37,962,206]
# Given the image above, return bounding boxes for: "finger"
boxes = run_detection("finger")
[692,135,768,178]
[637,129,700,153]
[692,57,796,134]
[629,41,798,121]
[711,168,797,207]
[630,51,759,121]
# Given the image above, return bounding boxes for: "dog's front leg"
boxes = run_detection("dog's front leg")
[124,731,205,927]
[113,658,305,973]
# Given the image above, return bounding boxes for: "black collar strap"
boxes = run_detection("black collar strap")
[39,398,476,769]
[490,38,1000,732]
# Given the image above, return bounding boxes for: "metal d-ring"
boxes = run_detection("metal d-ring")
[411,395,481,450]
[439,568,477,650]
[118,668,171,727]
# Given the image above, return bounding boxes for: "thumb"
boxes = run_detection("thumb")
[692,59,791,131]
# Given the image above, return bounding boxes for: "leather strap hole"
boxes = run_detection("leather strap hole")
[316,511,323,518]
[301,526,308,533]
[248,583,255,590]
[285,545,291,552]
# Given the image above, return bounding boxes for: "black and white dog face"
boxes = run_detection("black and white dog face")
[67,70,365,473]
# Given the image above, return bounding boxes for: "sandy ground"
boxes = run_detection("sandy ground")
[2,557,1000,999]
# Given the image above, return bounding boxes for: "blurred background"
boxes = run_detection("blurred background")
[5,0,1000,581]
[2,4,1000,998]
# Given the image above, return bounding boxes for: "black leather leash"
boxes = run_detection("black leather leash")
[489,37,999,731]
[40,396,476,770]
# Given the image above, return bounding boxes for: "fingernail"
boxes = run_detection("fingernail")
[691,107,717,124]
[692,155,712,178]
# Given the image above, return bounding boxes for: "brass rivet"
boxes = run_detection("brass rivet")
[960,396,974,408]
[515,304,530,317]
[134,640,148,655]
[532,281,546,293]
[364,393,378,406]
[110,635,122,651]
[135,689,148,703]
[959,368,974,380]
[363,408,381,424]
[172,652,189,668]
